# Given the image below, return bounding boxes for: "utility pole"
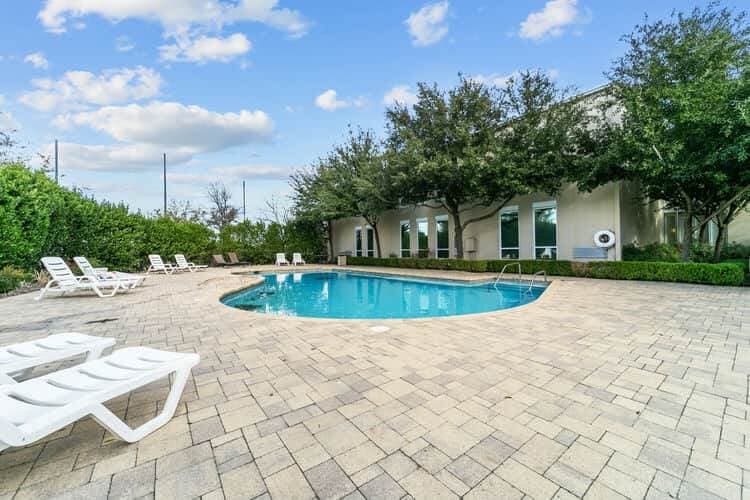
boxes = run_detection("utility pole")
[162,153,167,216]
[54,139,59,184]
[242,180,246,222]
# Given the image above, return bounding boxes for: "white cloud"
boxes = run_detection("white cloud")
[38,0,310,38]
[383,85,418,107]
[45,142,194,171]
[54,101,274,152]
[24,52,49,69]
[159,33,251,63]
[314,89,365,112]
[406,1,449,47]
[170,164,290,184]
[115,35,135,52]
[19,66,162,112]
[519,0,586,41]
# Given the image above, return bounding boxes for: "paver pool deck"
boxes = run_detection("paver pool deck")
[0,265,749,500]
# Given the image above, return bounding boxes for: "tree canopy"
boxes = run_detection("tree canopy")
[583,3,750,261]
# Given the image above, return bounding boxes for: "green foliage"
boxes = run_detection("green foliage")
[0,266,29,294]
[217,219,326,264]
[584,4,750,260]
[346,256,745,286]
[385,72,591,258]
[0,163,213,272]
[624,242,750,266]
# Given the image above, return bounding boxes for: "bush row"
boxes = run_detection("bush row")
[345,256,746,286]
[0,164,326,274]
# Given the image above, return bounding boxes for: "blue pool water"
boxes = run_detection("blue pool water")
[221,271,546,319]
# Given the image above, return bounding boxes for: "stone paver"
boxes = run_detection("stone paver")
[0,265,748,499]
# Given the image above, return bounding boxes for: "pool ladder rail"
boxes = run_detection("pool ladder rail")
[493,263,547,293]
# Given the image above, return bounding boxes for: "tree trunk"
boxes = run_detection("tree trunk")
[679,193,693,262]
[451,211,464,259]
[326,220,334,263]
[373,224,382,258]
[681,211,693,262]
[712,221,726,263]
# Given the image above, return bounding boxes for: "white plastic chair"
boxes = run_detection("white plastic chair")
[292,253,306,266]
[74,257,144,289]
[0,333,115,385]
[37,257,124,300]
[0,347,200,451]
[146,255,175,275]
[174,254,207,272]
[275,253,290,266]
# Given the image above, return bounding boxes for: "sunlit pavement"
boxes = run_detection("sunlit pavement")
[0,266,748,499]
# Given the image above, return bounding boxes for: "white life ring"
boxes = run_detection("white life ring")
[594,230,616,249]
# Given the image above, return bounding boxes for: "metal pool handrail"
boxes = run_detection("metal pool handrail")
[494,262,522,286]
[526,270,547,293]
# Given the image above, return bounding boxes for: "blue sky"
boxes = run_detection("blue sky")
[0,0,741,218]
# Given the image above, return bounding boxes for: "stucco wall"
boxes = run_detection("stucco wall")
[728,210,750,245]
[332,182,624,261]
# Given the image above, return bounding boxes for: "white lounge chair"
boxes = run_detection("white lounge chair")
[275,253,290,266]
[0,347,200,451]
[38,257,125,300]
[146,255,176,275]
[74,257,144,289]
[292,253,306,266]
[0,333,115,385]
[174,254,207,272]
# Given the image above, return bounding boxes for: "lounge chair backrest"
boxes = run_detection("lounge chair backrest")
[228,252,240,264]
[293,253,304,262]
[213,254,226,265]
[73,256,97,277]
[276,253,288,264]
[41,257,79,289]
[174,254,188,268]
[149,255,166,269]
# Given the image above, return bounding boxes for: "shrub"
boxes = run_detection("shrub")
[0,266,29,294]
[346,256,745,286]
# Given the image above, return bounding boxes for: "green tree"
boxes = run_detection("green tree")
[290,156,353,261]
[330,128,397,257]
[584,4,750,261]
[387,73,588,258]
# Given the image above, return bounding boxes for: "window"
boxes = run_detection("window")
[664,210,687,244]
[400,220,411,257]
[366,227,375,257]
[499,207,519,259]
[417,218,429,257]
[354,226,362,256]
[533,202,557,260]
[436,215,449,258]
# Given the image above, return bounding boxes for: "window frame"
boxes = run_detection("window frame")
[365,226,375,257]
[435,214,450,259]
[354,226,363,256]
[532,201,558,260]
[416,217,429,258]
[498,205,520,260]
[399,220,411,258]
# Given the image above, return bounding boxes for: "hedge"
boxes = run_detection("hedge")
[345,256,746,286]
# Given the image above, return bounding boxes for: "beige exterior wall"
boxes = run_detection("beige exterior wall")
[332,182,625,261]
[728,210,750,245]
[331,183,750,261]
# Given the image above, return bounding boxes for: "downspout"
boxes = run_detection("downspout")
[613,183,622,261]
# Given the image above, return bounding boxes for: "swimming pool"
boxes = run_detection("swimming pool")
[221,271,546,319]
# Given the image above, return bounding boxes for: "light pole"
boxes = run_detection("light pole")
[242,180,246,221]
[54,139,59,184]
[162,153,167,216]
